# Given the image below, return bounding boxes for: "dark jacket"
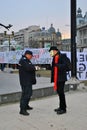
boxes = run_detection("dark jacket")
[51,53,67,82]
[19,55,36,86]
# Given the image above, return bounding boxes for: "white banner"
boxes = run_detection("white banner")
[77,52,87,80]
[0,48,87,80]
[0,48,52,64]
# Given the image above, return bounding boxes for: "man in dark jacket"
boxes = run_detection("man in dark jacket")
[49,46,67,114]
[19,50,36,116]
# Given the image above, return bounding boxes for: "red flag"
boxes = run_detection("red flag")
[54,55,59,91]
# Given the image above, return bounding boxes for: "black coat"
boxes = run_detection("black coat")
[19,55,36,86]
[51,53,67,82]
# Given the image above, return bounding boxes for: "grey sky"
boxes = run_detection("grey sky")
[0,0,87,38]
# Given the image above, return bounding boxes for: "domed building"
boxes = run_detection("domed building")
[56,29,62,40]
[48,24,62,48]
[76,8,87,51]
[77,7,84,25]
[56,29,62,50]
[48,24,55,34]
[77,8,82,18]
[13,24,62,49]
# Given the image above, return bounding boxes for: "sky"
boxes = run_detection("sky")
[0,0,87,38]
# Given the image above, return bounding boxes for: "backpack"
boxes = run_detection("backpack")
[63,54,71,71]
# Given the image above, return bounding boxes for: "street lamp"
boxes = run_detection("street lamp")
[4,31,14,51]
[66,0,80,87]
[42,38,44,48]
[0,23,13,30]
[71,0,77,78]
[4,31,15,69]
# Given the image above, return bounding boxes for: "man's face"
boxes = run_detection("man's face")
[25,54,33,60]
[49,50,58,57]
[49,50,54,57]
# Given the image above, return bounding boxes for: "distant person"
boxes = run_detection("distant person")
[18,50,36,116]
[49,46,67,115]
[1,63,6,71]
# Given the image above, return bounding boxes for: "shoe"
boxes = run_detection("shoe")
[19,110,29,116]
[27,105,33,110]
[57,109,66,115]
[54,107,61,112]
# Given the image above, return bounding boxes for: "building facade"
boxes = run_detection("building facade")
[14,24,62,49]
[1,8,87,52]
[77,8,87,51]
[62,7,87,52]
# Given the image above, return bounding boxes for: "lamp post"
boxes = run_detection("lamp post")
[8,35,11,51]
[66,0,80,87]
[0,23,13,30]
[42,38,44,48]
[4,31,14,51]
[71,0,77,78]
[4,31,15,69]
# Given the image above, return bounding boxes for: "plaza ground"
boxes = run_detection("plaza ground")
[0,90,87,130]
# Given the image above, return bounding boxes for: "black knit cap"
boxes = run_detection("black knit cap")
[49,46,58,52]
[24,50,33,55]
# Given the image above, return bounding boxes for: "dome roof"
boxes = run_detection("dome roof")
[77,8,82,14]
[77,8,82,18]
[48,24,55,34]
[56,29,61,37]
[40,28,50,36]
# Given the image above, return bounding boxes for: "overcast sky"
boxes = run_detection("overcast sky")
[0,0,87,38]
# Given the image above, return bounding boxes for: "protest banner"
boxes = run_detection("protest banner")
[0,49,87,80]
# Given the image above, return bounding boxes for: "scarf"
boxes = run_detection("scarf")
[53,55,59,91]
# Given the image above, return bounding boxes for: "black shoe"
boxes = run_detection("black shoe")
[57,109,66,115]
[19,110,29,116]
[54,107,61,112]
[27,105,33,110]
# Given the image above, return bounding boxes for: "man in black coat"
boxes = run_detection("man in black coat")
[19,50,36,116]
[49,46,67,114]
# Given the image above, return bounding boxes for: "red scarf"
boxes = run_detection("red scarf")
[54,55,59,91]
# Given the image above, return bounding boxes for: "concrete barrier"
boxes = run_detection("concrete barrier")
[0,85,69,104]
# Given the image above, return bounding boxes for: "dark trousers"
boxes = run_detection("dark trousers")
[57,81,66,110]
[1,63,5,71]
[20,83,32,110]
